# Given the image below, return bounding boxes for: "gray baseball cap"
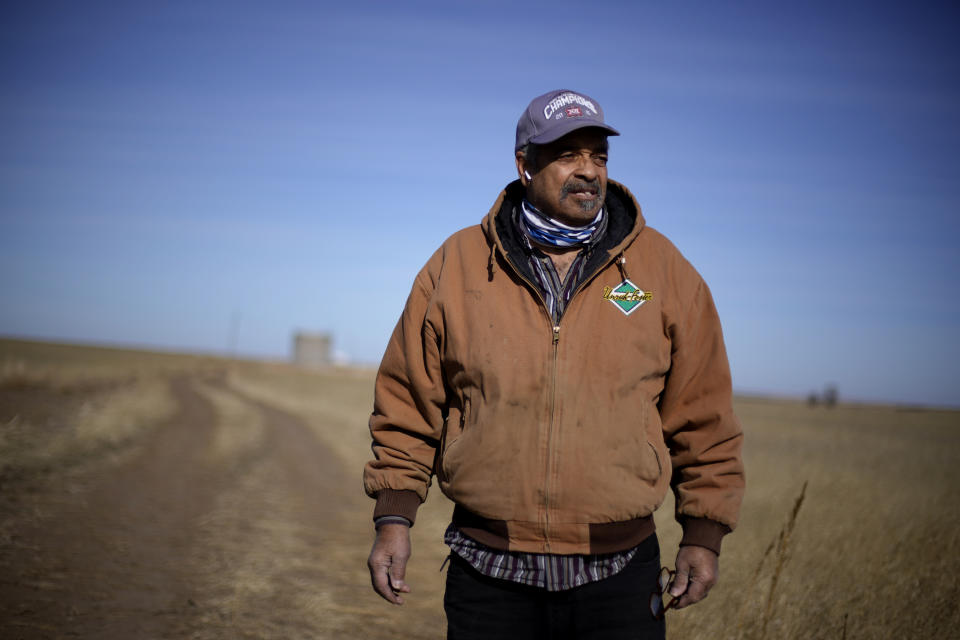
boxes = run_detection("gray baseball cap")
[515,89,620,152]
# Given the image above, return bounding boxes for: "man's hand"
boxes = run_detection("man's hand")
[669,545,719,609]
[368,523,412,605]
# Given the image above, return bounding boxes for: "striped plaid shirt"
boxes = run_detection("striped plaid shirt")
[443,203,639,591]
[444,524,638,592]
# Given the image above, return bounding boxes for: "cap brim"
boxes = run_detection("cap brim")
[529,120,620,146]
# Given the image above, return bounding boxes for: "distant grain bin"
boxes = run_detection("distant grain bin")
[292,331,332,369]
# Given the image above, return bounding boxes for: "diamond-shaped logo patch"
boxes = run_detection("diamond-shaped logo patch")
[602,279,652,316]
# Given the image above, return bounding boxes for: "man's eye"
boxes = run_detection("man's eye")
[594,156,608,166]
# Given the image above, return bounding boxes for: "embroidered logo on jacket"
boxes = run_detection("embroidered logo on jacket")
[602,279,653,316]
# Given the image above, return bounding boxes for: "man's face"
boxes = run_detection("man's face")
[517,128,609,226]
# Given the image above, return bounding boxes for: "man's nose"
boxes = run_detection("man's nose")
[574,153,598,179]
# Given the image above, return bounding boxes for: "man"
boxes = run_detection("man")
[364,89,744,639]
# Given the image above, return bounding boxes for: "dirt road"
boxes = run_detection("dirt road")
[0,374,352,639]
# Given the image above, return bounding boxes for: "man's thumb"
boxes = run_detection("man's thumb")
[389,559,410,593]
[669,570,688,598]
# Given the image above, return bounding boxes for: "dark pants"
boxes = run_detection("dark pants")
[444,534,666,640]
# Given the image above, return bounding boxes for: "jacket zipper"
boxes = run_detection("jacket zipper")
[545,324,560,551]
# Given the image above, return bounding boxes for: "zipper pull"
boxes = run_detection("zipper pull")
[553,326,560,344]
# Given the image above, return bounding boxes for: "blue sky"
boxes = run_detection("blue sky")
[2,1,958,407]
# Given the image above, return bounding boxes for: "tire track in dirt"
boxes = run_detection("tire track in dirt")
[0,374,348,639]
[173,379,356,638]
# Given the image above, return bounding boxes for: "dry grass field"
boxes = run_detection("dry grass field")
[1,337,958,639]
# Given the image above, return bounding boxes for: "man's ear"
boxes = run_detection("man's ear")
[516,151,531,186]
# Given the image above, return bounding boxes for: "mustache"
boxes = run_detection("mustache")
[560,179,602,199]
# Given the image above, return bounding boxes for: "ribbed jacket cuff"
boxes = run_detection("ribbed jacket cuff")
[679,517,731,555]
[374,515,412,529]
[373,489,421,526]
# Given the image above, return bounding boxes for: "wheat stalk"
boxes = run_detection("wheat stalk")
[760,480,808,638]
[735,536,776,634]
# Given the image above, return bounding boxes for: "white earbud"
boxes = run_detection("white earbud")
[524,170,532,180]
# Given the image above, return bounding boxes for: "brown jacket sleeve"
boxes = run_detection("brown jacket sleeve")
[659,271,745,553]
[363,250,447,524]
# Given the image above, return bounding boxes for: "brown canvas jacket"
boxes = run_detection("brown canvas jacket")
[363,179,744,555]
